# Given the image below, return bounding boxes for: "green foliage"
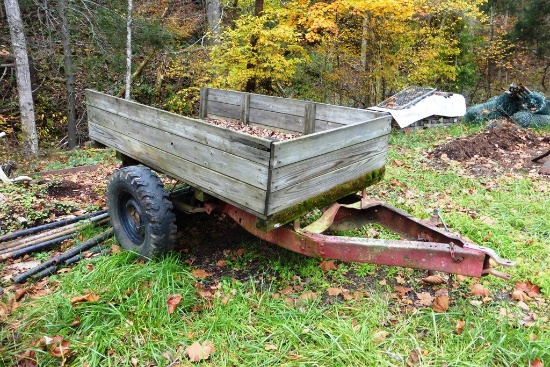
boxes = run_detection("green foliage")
[209,10,308,93]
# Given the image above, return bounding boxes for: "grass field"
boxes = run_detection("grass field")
[1,124,549,366]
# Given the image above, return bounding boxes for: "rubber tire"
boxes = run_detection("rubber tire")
[107,165,176,259]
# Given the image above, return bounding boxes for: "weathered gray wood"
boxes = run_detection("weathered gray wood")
[267,151,387,215]
[271,135,388,191]
[249,93,307,117]
[304,103,316,135]
[241,92,250,124]
[207,88,245,105]
[271,115,391,168]
[86,90,271,164]
[88,106,269,189]
[89,123,267,215]
[315,102,382,124]
[199,86,208,119]
[248,107,305,133]
[206,100,242,120]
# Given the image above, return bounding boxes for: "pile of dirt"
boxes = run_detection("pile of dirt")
[430,121,550,176]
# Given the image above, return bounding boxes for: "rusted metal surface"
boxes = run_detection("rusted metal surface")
[206,197,514,279]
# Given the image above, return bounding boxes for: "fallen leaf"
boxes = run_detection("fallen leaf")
[235,248,246,255]
[373,330,389,343]
[300,291,317,300]
[530,358,543,367]
[455,320,466,334]
[216,260,226,267]
[131,357,139,367]
[264,344,278,351]
[15,350,37,367]
[162,351,171,360]
[86,263,95,271]
[379,279,387,286]
[57,268,72,274]
[70,316,81,327]
[511,289,530,302]
[319,260,337,271]
[15,288,28,301]
[185,341,215,362]
[422,275,446,284]
[516,301,530,311]
[415,292,434,306]
[409,349,421,365]
[70,293,100,304]
[395,275,406,285]
[470,300,483,306]
[516,281,540,297]
[327,287,343,296]
[470,283,491,297]
[111,244,122,254]
[394,286,412,297]
[50,338,70,358]
[433,295,449,312]
[167,294,183,314]
[187,331,195,339]
[191,269,212,278]
[280,286,294,295]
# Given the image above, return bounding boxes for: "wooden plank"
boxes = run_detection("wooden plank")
[206,88,246,105]
[315,103,383,124]
[85,90,271,164]
[248,107,305,133]
[199,86,208,119]
[206,100,242,120]
[241,93,250,124]
[271,115,391,168]
[267,152,387,215]
[89,123,267,215]
[89,107,269,189]
[304,103,316,135]
[271,135,388,191]
[250,94,308,116]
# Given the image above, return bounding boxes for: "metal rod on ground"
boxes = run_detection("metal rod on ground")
[31,244,112,280]
[13,228,113,284]
[0,215,110,254]
[0,233,77,262]
[0,209,108,243]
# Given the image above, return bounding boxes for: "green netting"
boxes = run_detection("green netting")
[463,89,549,128]
[521,91,546,113]
[511,111,550,128]
[495,93,522,117]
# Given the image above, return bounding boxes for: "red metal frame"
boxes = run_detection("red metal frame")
[205,197,514,279]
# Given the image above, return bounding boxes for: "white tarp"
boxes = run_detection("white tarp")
[369,92,466,128]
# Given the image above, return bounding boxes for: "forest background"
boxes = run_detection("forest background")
[1,0,550,150]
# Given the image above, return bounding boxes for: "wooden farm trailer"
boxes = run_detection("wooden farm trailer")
[86,88,513,278]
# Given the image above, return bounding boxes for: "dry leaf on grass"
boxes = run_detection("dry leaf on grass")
[422,275,446,284]
[299,291,317,301]
[516,281,540,297]
[415,292,434,306]
[15,288,28,301]
[131,357,139,367]
[327,287,343,296]
[264,344,278,351]
[70,293,99,304]
[49,336,70,358]
[191,269,212,278]
[167,294,183,314]
[373,330,389,343]
[111,244,122,254]
[470,283,491,297]
[511,289,530,302]
[455,320,466,334]
[216,260,226,267]
[185,341,215,362]
[433,295,449,312]
[319,260,338,271]
[530,358,543,367]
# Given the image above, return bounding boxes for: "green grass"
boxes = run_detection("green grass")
[1,125,549,366]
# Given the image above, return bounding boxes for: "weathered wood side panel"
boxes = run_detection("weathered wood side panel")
[86,90,271,216]
[314,103,382,124]
[268,152,387,215]
[89,107,268,189]
[271,135,389,191]
[271,115,391,168]
[86,90,271,164]
[88,123,268,216]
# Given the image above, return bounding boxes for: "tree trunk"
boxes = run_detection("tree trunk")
[58,0,76,149]
[206,0,221,45]
[125,0,133,100]
[245,0,263,93]
[4,0,38,156]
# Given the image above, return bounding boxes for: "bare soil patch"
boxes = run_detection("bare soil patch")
[430,121,550,176]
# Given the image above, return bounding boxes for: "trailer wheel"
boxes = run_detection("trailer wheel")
[107,165,176,258]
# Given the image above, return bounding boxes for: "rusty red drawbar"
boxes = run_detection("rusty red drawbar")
[205,193,514,279]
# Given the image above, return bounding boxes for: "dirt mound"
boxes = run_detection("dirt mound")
[430,122,550,176]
